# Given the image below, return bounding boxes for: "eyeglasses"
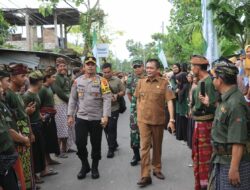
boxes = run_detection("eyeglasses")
[133,65,141,69]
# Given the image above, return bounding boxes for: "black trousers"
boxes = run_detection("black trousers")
[105,110,119,151]
[31,122,46,173]
[0,168,19,190]
[75,118,103,161]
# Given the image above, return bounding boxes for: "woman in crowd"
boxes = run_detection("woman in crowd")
[186,73,198,149]
[175,72,189,141]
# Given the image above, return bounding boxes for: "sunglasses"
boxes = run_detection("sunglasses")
[133,65,141,69]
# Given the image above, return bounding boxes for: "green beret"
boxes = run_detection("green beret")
[29,70,44,80]
[212,58,238,78]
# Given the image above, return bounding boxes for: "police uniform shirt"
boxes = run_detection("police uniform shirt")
[68,74,112,120]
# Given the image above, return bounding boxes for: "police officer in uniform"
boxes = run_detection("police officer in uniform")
[127,59,145,166]
[67,56,111,180]
[209,58,250,189]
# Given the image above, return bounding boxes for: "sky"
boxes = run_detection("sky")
[0,0,172,59]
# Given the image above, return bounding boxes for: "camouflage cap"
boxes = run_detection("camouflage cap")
[212,57,238,78]
[29,70,44,80]
[132,59,143,66]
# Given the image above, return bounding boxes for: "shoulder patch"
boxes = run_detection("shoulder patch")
[73,79,77,86]
[100,77,111,94]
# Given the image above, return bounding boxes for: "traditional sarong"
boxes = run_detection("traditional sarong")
[209,162,250,190]
[16,146,34,190]
[192,121,213,190]
[54,95,68,138]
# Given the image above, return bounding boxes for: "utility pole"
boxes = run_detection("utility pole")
[161,21,165,34]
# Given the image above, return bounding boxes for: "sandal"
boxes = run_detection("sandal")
[48,160,61,165]
[40,170,58,177]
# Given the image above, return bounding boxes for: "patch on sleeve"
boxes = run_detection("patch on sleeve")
[100,78,111,94]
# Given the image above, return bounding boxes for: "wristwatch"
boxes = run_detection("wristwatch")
[169,119,175,123]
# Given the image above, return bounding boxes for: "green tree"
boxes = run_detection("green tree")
[0,10,9,46]
[208,0,250,49]
[163,0,204,62]
[39,0,106,56]
[126,39,158,62]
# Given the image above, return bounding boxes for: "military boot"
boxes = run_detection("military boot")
[91,160,100,179]
[130,147,141,166]
[77,159,91,179]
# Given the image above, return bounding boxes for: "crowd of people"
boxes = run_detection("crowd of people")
[0,46,250,190]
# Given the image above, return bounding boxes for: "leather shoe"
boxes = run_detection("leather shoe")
[77,165,90,179]
[137,177,152,187]
[107,150,114,158]
[153,171,165,180]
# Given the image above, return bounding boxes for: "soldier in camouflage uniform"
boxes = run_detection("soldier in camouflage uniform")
[127,60,145,166]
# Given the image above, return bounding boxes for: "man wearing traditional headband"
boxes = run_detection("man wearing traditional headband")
[208,58,250,189]
[5,63,36,189]
[0,65,22,190]
[52,57,71,158]
[190,55,216,190]
[39,66,61,166]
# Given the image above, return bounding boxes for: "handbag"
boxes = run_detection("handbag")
[109,85,127,114]
[118,96,127,113]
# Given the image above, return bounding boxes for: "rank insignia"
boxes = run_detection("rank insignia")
[78,92,84,97]
[220,106,226,113]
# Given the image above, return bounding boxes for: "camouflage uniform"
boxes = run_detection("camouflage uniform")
[127,74,144,148]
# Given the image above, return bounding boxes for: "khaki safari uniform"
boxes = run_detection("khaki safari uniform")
[135,76,175,178]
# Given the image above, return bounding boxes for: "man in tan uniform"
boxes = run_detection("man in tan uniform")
[135,59,175,187]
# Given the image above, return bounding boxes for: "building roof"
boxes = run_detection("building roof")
[2,8,80,26]
[0,48,82,68]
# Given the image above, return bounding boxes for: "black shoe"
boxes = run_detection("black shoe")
[77,161,90,180]
[114,143,119,151]
[137,177,152,187]
[107,150,114,158]
[130,155,139,166]
[130,148,141,166]
[91,160,100,179]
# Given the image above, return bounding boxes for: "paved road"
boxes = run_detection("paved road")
[40,100,194,190]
